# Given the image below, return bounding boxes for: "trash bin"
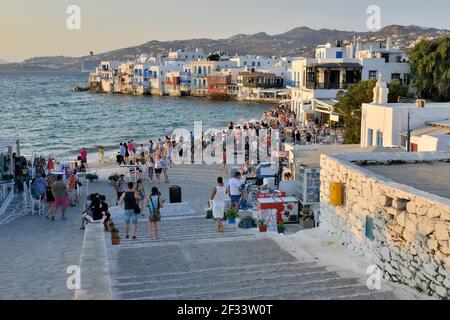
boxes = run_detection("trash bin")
[169,185,182,203]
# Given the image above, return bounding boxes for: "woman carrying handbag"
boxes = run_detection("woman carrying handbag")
[146,187,164,240]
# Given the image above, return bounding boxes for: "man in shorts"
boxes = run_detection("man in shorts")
[51,175,69,221]
[227,171,243,214]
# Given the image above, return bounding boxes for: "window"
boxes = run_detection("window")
[391,73,401,81]
[365,216,374,241]
[252,62,256,67]
[404,74,411,86]
[376,131,383,146]
[336,51,343,59]
[369,70,378,80]
[367,129,373,147]
[257,62,261,67]
[208,66,211,74]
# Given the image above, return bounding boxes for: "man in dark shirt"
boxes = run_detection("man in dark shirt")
[100,195,111,231]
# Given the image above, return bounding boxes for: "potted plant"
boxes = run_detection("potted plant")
[277,222,286,234]
[225,208,238,224]
[259,219,268,233]
[239,216,256,229]
[111,225,121,245]
[205,209,213,219]
[108,173,120,186]
[85,173,99,183]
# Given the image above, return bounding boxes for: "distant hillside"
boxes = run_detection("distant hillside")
[18,25,450,70]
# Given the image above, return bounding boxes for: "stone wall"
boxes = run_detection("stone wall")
[319,152,450,298]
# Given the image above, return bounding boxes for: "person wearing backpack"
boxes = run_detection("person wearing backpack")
[119,182,140,240]
[146,187,164,240]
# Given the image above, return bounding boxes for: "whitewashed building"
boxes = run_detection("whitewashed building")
[361,78,450,152]
[230,55,280,68]
[190,60,238,96]
[291,40,411,124]
[168,48,205,61]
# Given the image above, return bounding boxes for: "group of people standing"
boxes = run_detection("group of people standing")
[117,180,164,241]
[209,171,243,233]
[30,173,73,221]
[116,138,173,185]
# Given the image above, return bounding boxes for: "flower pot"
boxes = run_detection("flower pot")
[228,217,236,224]
[277,227,285,234]
[243,220,253,229]
[111,238,121,245]
[259,225,268,233]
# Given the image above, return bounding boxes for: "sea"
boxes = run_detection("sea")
[0,70,270,160]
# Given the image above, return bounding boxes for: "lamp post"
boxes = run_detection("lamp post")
[407,111,411,152]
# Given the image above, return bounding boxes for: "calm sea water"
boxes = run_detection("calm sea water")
[0,71,269,159]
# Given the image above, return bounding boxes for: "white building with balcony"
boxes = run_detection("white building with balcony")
[291,40,411,125]
[190,60,238,96]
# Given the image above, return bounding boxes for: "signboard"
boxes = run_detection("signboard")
[330,113,340,122]
[273,151,289,158]
[258,209,277,232]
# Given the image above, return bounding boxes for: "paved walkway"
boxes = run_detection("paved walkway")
[0,162,431,300]
[0,180,115,299]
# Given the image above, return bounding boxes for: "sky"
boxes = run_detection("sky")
[1,0,450,62]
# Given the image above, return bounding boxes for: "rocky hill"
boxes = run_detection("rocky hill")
[16,25,450,71]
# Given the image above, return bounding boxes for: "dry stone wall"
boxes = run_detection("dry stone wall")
[319,152,450,298]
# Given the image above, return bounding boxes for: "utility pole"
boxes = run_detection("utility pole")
[407,111,411,152]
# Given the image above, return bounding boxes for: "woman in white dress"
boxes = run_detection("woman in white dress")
[210,177,227,233]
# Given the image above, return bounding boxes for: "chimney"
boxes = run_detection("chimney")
[416,99,426,108]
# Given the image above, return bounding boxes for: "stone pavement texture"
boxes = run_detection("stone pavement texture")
[0,180,115,300]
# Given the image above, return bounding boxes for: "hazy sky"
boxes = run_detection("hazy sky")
[1,0,449,62]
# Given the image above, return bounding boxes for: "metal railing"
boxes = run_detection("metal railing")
[305,82,353,90]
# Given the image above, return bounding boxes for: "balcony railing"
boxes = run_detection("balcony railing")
[305,82,354,90]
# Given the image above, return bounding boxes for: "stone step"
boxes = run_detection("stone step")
[112,264,330,289]
[113,233,255,248]
[114,271,343,298]
[248,285,385,301]
[115,223,240,234]
[112,261,314,281]
[121,277,363,300]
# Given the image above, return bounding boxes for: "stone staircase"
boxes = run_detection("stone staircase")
[107,213,396,300]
